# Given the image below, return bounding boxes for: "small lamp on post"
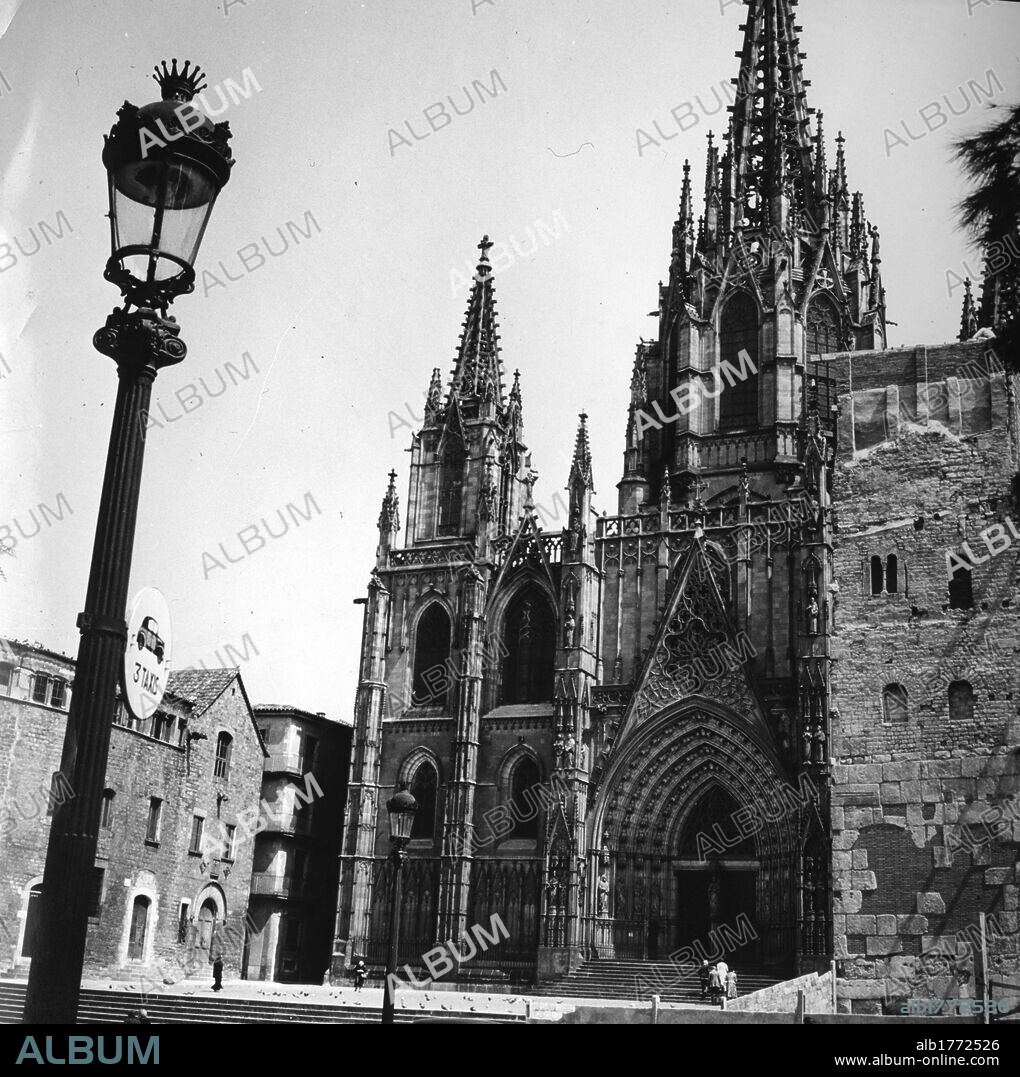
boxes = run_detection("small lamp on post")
[23,61,233,1025]
[381,784,417,1025]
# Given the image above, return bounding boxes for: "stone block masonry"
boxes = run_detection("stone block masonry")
[818,342,1020,1011]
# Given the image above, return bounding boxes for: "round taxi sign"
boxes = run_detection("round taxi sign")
[123,587,172,722]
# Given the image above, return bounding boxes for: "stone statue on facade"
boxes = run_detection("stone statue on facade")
[707,873,721,921]
[596,872,610,916]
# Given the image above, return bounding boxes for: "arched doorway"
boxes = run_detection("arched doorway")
[674,785,759,960]
[128,896,151,961]
[593,702,799,970]
[197,898,218,954]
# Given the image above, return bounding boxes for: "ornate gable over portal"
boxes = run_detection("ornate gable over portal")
[614,533,772,751]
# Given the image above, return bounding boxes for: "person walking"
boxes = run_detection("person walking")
[716,957,729,986]
[726,968,738,1000]
[708,963,723,1005]
[212,951,224,992]
[353,958,367,992]
[698,960,711,1000]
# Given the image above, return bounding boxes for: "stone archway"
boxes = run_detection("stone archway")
[591,700,800,969]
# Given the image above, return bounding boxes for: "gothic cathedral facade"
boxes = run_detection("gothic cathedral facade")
[336,0,1019,1004]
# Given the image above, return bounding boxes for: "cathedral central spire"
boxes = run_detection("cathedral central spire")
[729,0,818,234]
[449,234,505,408]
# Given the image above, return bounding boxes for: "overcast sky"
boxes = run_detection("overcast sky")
[1,0,1017,721]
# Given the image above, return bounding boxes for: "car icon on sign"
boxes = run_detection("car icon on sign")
[137,617,165,664]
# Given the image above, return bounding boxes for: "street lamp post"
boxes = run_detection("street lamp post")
[23,61,234,1025]
[381,785,417,1025]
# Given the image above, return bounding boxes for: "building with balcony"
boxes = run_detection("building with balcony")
[246,705,351,983]
[0,641,266,983]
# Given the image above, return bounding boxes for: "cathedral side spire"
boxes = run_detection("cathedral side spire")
[703,132,720,251]
[377,469,400,535]
[376,469,400,565]
[570,411,595,492]
[424,366,443,422]
[960,278,978,341]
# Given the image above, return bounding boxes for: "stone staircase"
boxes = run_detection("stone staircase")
[529,960,788,1004]
[0,982,522,1025]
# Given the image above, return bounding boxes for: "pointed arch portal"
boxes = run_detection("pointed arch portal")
[592,700,800,968]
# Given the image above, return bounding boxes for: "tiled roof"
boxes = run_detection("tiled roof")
[254,703,335,723]
[168,668,238,716]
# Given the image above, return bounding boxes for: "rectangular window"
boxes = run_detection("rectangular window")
[32,675,49,704]
[178,902,191,944]
[189,815,205,855]
[88,867,105,917]
[49,680,66,709]
[146,797,162,844]
[0,664,12,693]
[214,733,232,780]
[302,734,318,772]
[152,712,174,742]
[100,789,115,829]
[178,719,189,747]
[223,824,236,862]
[283,918,302,951]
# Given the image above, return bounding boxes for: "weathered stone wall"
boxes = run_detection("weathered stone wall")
[820,342,1020,1012]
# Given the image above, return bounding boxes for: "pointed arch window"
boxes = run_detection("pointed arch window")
[885,555,898,594]
[409,760,439,841]
[437,447,465,536]
[502,587,556,704]
[883,683,908,724]
[412,604,452,708]
[509,756,541,840]
[718,292,760,430]
[807,296,841,358]
[870,556,884,595]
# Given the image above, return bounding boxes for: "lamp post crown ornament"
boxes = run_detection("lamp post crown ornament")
[152,58,208,101]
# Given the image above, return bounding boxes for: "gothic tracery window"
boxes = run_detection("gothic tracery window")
[412,604,452,708]
[502,587,555,704]
[806,296,840,358]
[718,292,760,430]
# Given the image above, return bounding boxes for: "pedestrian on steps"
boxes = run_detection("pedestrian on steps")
[212,951,224,992]
[708,963,723,1005]
[726,968,738,1000]
[698,960,711,999]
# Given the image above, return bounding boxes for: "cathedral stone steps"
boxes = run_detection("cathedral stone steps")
[529,961,787,1004]
[0,981,522,1025]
